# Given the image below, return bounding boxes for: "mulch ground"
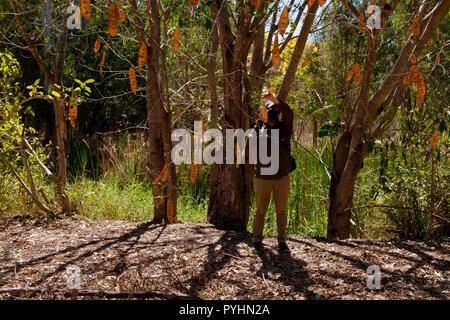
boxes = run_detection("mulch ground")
[0,216,448,300]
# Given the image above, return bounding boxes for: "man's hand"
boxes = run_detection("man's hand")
[262,90,279,105]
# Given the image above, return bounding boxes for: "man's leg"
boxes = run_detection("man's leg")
[252,178,273,243]
[273,175,290,243]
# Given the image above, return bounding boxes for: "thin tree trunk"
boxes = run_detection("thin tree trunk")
[54,98,70,213]
[129,0,177,223]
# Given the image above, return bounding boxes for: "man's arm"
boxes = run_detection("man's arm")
[275,100,294,139]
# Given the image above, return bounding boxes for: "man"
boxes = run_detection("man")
[253,91,294,255]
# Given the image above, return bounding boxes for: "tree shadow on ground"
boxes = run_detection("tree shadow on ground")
[187,231,320,299]
[0,222,163,287]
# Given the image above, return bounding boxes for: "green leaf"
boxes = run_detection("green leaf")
[51,91,61,98]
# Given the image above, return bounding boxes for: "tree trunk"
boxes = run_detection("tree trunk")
[327,130,364,240]
[147,0,177,223]
[54,98,70,213]
[207,60,252,230]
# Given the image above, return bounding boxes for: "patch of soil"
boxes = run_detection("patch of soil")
[0,216,448,300]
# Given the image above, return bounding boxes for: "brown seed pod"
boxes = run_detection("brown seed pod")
[260,106,268,123]
[272,36,281,70]
[100,51,106,77]
[128,67,138,94]
[173,26,181,51]
[278,6,289,36]
[94,38,101,55]
[430,131,439,151]
[80,0,91,21]
[137,42,148,71]
[108,2,119,37]
[352,64,362,86]
[415,71,426,108]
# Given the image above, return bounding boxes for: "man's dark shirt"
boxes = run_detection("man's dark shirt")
[255,100,294,180]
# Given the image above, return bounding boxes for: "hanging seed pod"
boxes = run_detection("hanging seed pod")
[430,131,439,151]
[80,0,91,21]
[137,42,148,71]
[189,164,199,185]
[415,71,426,108]
[173,26,181,51]
[410,64,419,84]
[352,63,362,86]
[278,6,289,36]
[272,36,281,70]
[318,0,326,5]
[93,38,101,55]
[108,2,119,37]
[166,198,174,224]
[308,0,316,9]
[100,51,106,77]
[128,67,138,94]
[260,106,268,123]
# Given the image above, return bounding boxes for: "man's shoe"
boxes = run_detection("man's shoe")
[253,241,264,253]
[278,242,290,254]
